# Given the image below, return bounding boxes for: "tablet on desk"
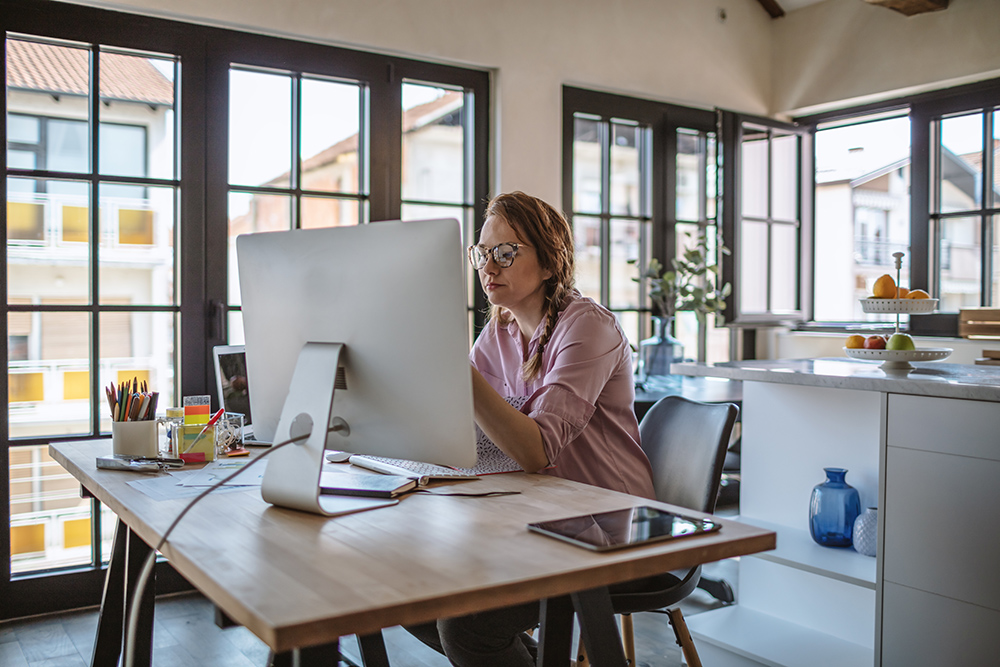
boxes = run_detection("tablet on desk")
[527,506,721,552]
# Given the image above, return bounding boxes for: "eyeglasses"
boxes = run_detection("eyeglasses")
[467,242,530,269]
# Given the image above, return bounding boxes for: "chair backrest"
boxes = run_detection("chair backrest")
[638,395,739,514]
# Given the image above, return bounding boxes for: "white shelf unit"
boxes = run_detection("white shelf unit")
[688,382,881,666]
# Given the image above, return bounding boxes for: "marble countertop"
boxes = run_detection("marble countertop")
[671,358,1000,402]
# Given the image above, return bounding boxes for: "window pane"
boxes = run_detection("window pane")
[676,130,701,222]
[609,218,640,309]
[573,215,601,300]
[573,116,601,214]
[994,214,999,306]
[741,220,768,312]
[228,69,291,187]
[939,112,983,213]
[301,77,361,194]
[741,127,768,219]
[993,110,1000,209]
[11,444,93,573]
[9,312,91,439]
[939,215,982,311]
[8,177,91,305]
[98,50,176,180]
[301,196,360,229]
[813,114,910,321]
[402,83,465,203]
[706,134,718,220]
[99,311,175,433]
[227,192,291,306]
[770,223,798,312]
[7,39,92,174]
[228,310,245,346]
[99,184,175,305]
[610,122,640,216]
[675,222,699,264]
[771,133,798,221]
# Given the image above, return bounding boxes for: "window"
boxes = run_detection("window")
[2,1,489,619]
[813,113,911,322]
[720,113,812,326]
[563,87,728,364]
[930,109,998,309]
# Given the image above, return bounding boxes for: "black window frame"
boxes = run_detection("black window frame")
[795,77,1000,332]
[1,0,489,619]
[562,86,718,350]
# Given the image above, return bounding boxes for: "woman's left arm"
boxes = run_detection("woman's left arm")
[471,366,550,473]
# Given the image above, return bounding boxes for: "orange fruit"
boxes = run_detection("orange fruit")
[872,274,896,299]
[845,335,866,349]
[906,289,930,299]
[896,287,909,298]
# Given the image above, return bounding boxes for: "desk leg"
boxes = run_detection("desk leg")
[268,640,340,666]
[571,587,626,667]
[357,632,390,667]
[124,526,156,667]
[537,595,574,667]
[91,518,128,667]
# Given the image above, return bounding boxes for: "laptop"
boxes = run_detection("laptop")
[212,345,272,446]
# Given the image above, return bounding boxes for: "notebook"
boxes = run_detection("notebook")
[319,472,418,498]
[212,345,271,445]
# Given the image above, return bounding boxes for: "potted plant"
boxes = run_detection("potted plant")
[633,228,731,375]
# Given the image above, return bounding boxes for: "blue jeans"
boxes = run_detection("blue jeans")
[405,601,539,667]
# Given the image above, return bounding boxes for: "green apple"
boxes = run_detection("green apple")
[886,333,916,351]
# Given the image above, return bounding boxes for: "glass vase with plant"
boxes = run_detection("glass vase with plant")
[633,228,731,367]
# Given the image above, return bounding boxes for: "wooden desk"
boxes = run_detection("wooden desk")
[50,440,774,666]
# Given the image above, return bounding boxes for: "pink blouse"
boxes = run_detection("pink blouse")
[470,291,655,499]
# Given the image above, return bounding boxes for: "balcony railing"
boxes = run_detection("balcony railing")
[854,238,909,266]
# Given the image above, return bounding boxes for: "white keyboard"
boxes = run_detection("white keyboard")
[347,455,479,480]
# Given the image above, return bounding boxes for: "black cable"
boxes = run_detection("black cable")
[124,432,307,667]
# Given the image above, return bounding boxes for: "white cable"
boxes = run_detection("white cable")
[123,432,308,667]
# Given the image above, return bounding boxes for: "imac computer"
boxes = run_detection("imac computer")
[237,219,477,515]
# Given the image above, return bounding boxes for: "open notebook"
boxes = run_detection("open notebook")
[334,396,528,482]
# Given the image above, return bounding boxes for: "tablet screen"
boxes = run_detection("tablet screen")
[527,506,721,552]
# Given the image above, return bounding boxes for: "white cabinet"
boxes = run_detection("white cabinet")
[687,384,1000,667]
[881,394,1000,665]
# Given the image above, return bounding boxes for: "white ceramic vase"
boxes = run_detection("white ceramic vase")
[852,507,878,557]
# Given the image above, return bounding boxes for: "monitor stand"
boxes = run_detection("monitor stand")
[259,342,397,516]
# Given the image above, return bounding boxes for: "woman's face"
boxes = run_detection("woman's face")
[475,215,552,320]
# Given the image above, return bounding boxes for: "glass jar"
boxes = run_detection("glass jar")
[159,407,185,458]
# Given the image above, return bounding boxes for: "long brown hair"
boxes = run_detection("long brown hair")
[484,192,575,382]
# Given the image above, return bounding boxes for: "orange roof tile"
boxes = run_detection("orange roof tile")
[6,39,173,106]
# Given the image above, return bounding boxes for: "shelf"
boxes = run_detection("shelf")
[737,516,876,589]
[687,606,874,667]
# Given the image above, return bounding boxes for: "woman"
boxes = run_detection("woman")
[408,192,654,666]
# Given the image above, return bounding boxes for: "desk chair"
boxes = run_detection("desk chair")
[578,395,738,667]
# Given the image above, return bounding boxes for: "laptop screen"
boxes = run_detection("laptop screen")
[214,346,253,427]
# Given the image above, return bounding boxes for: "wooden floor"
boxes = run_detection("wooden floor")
[0,558,735,667]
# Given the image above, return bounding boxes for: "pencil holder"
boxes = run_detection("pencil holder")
[178,423,217,462]
[112,420,159,458]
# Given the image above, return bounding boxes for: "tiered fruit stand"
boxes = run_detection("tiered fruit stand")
[844,252,952,370]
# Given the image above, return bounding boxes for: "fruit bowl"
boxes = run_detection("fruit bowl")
[843,347,952,370]
[860,298,938,314]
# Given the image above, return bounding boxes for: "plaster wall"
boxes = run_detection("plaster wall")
[772,0,1000,116]
[63,0,773,206]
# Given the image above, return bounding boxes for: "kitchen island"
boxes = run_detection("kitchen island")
[671,358,1000,667]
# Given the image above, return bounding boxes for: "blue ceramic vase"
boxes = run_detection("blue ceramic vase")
[809,468,861,548]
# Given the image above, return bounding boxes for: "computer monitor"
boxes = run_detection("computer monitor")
[236,219,477,514]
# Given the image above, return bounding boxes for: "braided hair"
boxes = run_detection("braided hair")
[484,192,576,383]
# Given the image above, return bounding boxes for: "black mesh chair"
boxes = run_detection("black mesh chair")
[578,395,738,667]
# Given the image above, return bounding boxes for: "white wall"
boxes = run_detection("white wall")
[67,0,774,207]
[772,0,1000,116]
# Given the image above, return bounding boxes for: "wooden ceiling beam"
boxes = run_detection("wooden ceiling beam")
[863,0,949,16]
[757,0,786,19]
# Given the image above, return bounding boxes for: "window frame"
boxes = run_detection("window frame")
[562,86,719,352]
[1,0,489,619]
[795,77,1000,331]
